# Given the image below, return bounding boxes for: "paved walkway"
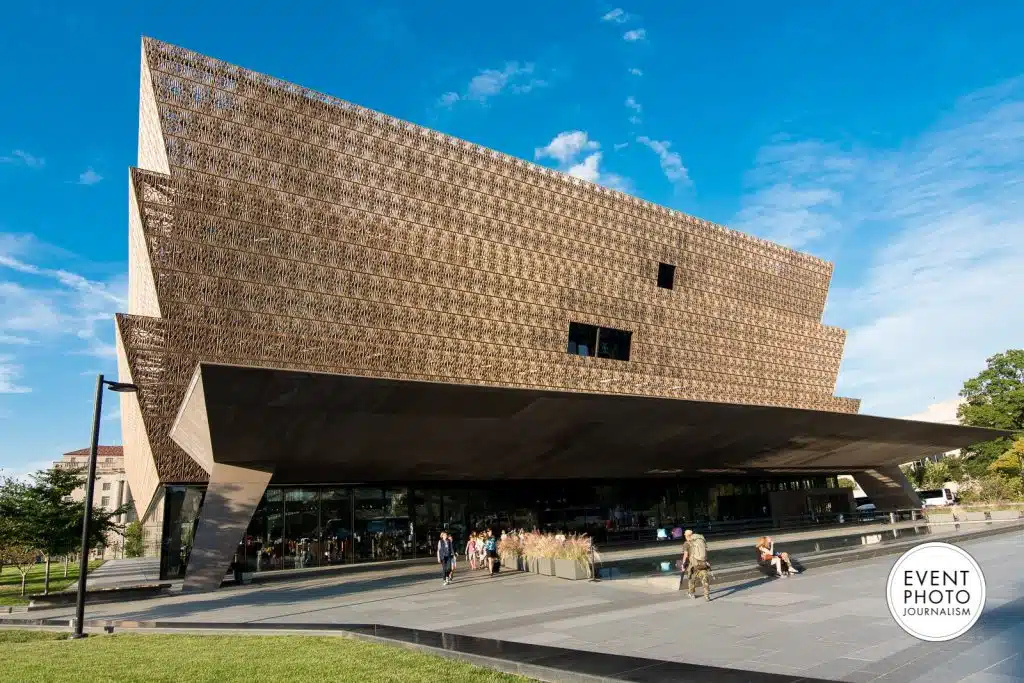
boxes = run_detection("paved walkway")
[10,529,1022,682]
[81,558,163,591]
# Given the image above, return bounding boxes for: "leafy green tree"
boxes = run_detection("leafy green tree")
[900,463,925,489]
[123,521,145,558]
[0,465,127,594]
[922,460,951,489]
[958,350,1024,476]
[988,449,1023,479]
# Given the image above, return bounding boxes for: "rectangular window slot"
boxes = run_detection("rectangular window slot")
[657,262,675,290]
[567,322,632,361]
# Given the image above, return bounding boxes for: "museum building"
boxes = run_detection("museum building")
[117,38,1006,590]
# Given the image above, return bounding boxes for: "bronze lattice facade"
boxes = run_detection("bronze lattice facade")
[117,37,863,518]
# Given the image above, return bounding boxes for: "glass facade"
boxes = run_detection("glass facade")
[158,475,843,580]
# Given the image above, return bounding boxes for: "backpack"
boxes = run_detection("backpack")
[688,535,707,563]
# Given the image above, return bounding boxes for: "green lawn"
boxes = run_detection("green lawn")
[0,560,105,606]
[0,630,532,682]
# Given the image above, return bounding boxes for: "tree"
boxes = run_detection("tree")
[2,465,127,594]
[988,449,1023,479]
[838,478,857,489]
[1,545,39,596]
[900,463,925,489]
[958,350,1024,475]
[922,460,951,489]
[123,521,145,558]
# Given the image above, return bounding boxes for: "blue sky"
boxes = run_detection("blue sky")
[3,1,1024,476]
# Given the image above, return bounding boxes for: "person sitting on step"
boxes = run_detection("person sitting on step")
[756,536,798,577]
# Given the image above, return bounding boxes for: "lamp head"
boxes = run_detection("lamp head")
[105,381,138,393]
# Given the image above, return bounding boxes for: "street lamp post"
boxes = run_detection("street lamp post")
[71,374,137,640]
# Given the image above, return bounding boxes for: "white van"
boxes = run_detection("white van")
[917,488,955,507]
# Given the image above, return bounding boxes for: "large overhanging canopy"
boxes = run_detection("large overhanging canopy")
[169,363,1009,483]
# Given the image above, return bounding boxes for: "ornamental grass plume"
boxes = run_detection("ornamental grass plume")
[554,534,593,563]
[519,531,593,561]
[497,534,523,558]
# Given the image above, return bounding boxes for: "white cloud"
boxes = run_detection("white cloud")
[535,131,599,165]
[629,68,643,76]
[439,62,547,107]
[734,77,1024,418]
[901,398,963,424]
[613,142,629,151]
[0,234,125,385]
[536,131,629,192]
[0,150,45,169]
[625,96,642,114]
[0,355,30,394]
[76,168,103,186]
[636,135,691,185]
[602,8,629,23]
[623,28,646,42]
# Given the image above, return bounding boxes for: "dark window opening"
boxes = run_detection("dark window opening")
[596,327,632,361]
[657,262,675,290]
[567,322,598,357]
[567,322,632,362]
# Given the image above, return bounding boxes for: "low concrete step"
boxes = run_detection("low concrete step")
[611,520,1024,592]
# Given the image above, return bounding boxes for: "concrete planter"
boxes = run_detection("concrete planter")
[527,558,540,573]
[554,559,589,580]
[536,558,556,576]
[500,555,520,571]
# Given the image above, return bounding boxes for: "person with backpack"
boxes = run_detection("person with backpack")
[681,529,712,601]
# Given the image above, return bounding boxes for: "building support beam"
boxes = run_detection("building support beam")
[853,466,922,511]
[182,462,273,593]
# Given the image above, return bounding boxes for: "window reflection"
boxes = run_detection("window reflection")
[162,475,844,580]
[284,488,319,569]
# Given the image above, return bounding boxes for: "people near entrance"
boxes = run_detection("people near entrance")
[466,534,478,570]
[437,531,455,585]
[484,529,499,574]
[681,529,712,601]
[756,536,798,577]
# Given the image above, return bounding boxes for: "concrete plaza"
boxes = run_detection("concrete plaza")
[10,530,1022,682]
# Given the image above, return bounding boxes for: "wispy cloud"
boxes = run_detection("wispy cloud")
[602,8,629,23]
[0,355,30,394]
[636,136,691,186]
[625,96,643,125]
[735,77,1024,417]
[732,138,855,249]
[0,234,125,382]
[536,131,629,192]
[76,168,103,186]
[439,62,547,107]
[623,28,646,42]
[0,150,45,169]
[629,68,643,77]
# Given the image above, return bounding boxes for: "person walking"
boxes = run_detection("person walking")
[681,529,712,601]
[438,531,454,586]
[484,529,498,575]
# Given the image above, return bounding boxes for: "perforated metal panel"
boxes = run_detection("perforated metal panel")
[119,37,860,494]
